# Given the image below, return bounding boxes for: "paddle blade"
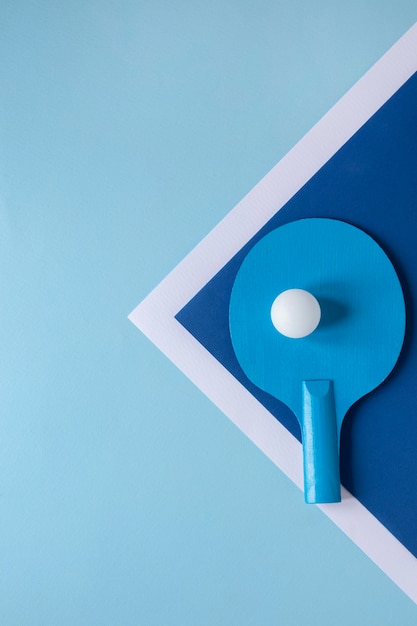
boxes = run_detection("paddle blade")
[229,218,405,425]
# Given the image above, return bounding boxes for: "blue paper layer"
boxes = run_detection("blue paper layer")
[177,72,417,558]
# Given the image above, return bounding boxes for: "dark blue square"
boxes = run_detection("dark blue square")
[177,72,417,558]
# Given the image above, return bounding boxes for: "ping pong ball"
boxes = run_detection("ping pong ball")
[270,289,321,339]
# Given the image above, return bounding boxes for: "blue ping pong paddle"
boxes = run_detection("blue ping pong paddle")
[229,219,405,503]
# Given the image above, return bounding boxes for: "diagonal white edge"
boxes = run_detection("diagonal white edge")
[129,23,417,605]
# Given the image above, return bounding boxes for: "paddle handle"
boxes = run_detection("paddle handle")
[301,380,341,504]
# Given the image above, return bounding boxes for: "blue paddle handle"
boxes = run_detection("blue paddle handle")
[301,380,341,504]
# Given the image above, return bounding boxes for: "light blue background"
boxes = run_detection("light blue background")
[1,2,417,624]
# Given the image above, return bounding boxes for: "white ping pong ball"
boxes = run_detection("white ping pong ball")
[270,289,321,339]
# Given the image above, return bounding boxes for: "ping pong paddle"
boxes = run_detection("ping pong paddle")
[229,219,405,503]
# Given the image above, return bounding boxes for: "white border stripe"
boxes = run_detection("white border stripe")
[129,23,417,605]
